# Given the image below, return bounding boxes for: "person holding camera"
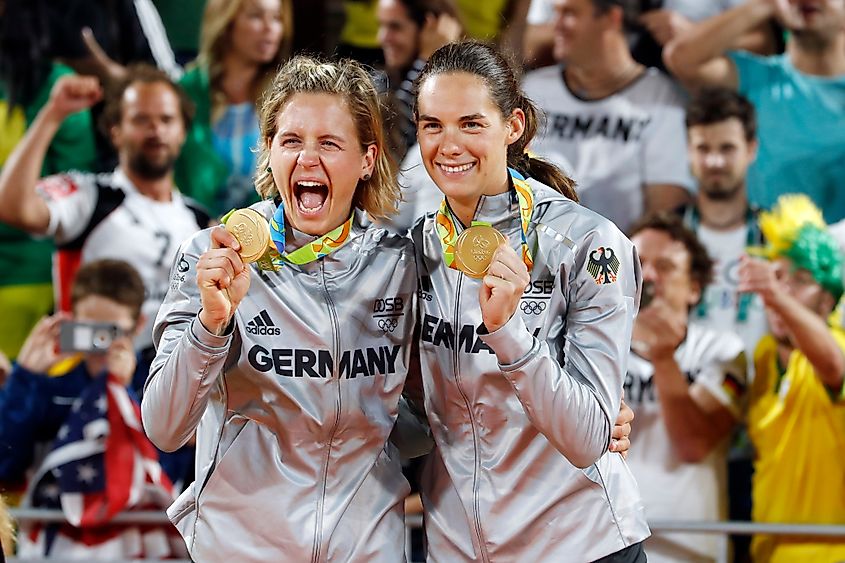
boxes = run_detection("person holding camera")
[0,259,146,488]
[624,213,746,563]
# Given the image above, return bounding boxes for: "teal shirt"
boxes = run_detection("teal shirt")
[730,51,845,223]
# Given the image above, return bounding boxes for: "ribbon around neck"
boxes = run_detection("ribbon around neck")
[435,167,534,273]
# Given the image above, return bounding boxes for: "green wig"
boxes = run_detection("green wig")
[755,194,844,301]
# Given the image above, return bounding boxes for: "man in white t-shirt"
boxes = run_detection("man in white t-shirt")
[682,87,768,362]
[626,213,746,563]
[0,65,209,351]
[522,0,694,232]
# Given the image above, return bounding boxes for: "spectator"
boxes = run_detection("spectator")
[626,213,747,563]
[683,86,767,563]
[375,0,462,233]
[0,65,210,353]
[0,260,147,489]
[682,87,768,361]
[524,0,778,72]
[738,194,845,563]
[376,0,462,162]
[1,260,184,559]
[175,0,293,217]
[665,0,845,223]
[0,0,100,361]
[522,0,694,232]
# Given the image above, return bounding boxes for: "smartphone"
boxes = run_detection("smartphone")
[59,321,124,354]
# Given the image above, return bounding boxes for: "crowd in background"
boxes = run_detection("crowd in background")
[0,0,843,561]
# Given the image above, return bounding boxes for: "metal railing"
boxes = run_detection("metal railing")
[8,509,845,562]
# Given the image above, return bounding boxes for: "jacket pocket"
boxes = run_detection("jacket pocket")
[167,481,198,549]
[195,414,253,501]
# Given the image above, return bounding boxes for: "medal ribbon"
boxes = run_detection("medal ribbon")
[225,203,354,269]
[269,203,354,266]
[435,167,534,273]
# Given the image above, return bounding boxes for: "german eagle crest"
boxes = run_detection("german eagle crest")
[587,247,619,284]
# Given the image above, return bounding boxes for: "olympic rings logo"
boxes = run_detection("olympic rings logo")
[520,300,546,315]
[378,318,399,333]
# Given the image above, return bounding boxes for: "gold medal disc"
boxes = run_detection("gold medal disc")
[453,225,507,278]
[225,209,271,263]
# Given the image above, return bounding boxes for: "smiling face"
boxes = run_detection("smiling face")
[228,0,285,65]
[267,92,376,236]
[416,72,524,210]
[377,0,420,72]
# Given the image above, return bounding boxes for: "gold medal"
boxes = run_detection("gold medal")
[453,225,507,278]
[224,208,271,263]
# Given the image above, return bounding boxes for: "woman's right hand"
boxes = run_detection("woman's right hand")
[197,227,250,335]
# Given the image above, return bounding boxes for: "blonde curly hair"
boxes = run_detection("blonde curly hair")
[255,56,399,220]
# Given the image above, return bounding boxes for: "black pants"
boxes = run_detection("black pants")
[592,541,647,563]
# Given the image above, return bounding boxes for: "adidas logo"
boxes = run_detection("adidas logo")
[246,310,282,336]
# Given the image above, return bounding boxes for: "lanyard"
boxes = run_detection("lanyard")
[435,168,534,273]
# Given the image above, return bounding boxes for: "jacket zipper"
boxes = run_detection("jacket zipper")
[452,273,489,562]
[312,262,343,563]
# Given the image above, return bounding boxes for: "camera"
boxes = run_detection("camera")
[59,321,124,354]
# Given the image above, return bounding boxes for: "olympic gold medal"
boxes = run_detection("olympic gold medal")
[224,208,271,263]
[453,225,507,278]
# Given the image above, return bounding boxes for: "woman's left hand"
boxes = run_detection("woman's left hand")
[479,244,530,333]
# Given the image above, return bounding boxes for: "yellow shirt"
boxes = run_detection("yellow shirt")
[340,0,380,49]
[749,333,845,563]
[456,0,510,40]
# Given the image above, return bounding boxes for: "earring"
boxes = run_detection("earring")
[266,166,272,174]
[362,173,371,181]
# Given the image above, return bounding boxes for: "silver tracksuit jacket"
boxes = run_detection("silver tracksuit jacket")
[142,203,418,562]
[411,181,650,562]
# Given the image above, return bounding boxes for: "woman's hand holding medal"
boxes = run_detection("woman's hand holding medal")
[197,226,252,335]
[478,242,530,333]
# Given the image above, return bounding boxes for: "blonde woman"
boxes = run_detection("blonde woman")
[143,56,418,561]
[175,0,293,216]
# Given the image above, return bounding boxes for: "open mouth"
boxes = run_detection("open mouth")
[294,180,329,215]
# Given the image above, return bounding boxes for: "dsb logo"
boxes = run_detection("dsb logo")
[524,280,554,295]
[374,297,404,313]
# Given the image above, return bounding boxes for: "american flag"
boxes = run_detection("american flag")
[17,373,185,558]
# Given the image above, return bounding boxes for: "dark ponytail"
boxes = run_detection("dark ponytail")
[415,41,578,201]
